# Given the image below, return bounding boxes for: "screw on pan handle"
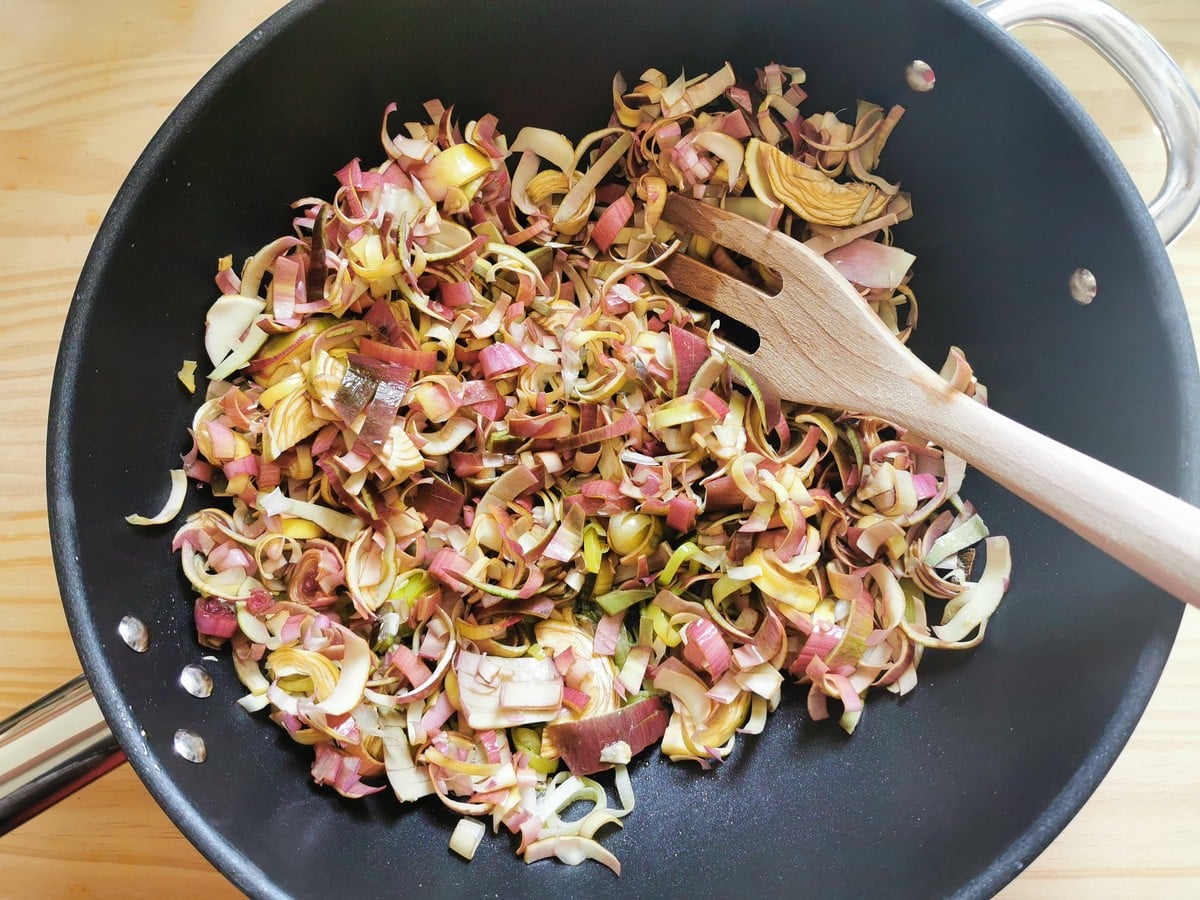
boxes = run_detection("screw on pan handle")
[979,0,1200,245]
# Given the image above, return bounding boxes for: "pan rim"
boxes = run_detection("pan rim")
[44,1,1199,898]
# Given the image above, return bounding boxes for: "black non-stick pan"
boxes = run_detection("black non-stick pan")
[3,1,1199,897]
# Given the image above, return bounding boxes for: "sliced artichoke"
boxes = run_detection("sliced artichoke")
[250,316,337,386]
[266,646,340,702]
[749,138,890,227]
[379,425,425,480]
[534,618,620,758]
[262,388,326,462]
[305,350,349,410]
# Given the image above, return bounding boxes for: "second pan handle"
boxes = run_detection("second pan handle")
[979,0,1200,244]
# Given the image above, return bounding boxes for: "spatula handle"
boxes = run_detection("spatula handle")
[908,388,1200,608]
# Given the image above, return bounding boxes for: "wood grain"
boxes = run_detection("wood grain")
[0,2,1196,897]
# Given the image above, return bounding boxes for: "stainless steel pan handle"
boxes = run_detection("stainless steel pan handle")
[979,0,1200,245]
[0,676,123,835]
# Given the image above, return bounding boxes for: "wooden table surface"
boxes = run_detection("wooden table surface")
[1,1,1198,896]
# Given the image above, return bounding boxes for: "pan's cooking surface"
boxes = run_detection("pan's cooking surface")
[44,1,1198,897]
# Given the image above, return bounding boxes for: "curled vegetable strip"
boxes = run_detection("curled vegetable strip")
[126,469,188,526]
[148,60,1009,877]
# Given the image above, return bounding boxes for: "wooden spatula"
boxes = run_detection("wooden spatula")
[660,193,1200,608]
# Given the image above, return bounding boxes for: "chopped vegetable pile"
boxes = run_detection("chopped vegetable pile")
[130,62,1010,874]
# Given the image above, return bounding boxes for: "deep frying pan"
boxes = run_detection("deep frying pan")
[2,0,1199,896]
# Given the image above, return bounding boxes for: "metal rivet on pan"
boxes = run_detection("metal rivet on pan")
[173,729,207,764]
[118,615,150,653]
[906,60,936,92]
[1069,267,1098,304]
[180,664,214,698]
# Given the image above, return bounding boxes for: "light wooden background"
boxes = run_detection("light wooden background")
[0,1,1197,897]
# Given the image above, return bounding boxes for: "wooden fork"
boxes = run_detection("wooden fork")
[660,194,1200,608]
